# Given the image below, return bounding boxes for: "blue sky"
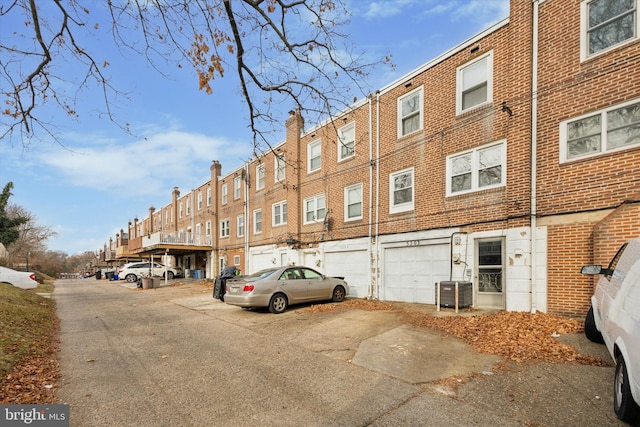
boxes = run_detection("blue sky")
[0,0,509,255]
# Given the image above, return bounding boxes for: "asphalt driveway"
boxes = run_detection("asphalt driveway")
[54,278,624,426]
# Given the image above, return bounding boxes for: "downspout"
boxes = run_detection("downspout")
[375,90,381,300]
[368,94,374,299]
[530,0,539,313]
[244,162,250,275]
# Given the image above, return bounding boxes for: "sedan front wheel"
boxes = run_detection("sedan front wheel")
[332,286,346,302]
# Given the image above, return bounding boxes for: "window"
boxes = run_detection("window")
[197,191,202,210]
[308,139,322,172]
[179,202,183,218]
[207,187,211,206]
[221,183,228,205]
[195,223,201,236]
[275,155,286,182]
[457,52,492,114]
[389,168,414,213]
[237,214,244,237]
[338,122,355,161]
[582,0,638,59]
[256,164,265,191]
[234,176,241,200]
[253,209,262,234]
[234,255,240,266]
[273,201,287,226]
[186,197,190,215]
[447,141,506,195]
[220,219,230,238]
[398,87,423,137]
[304,194,326,224]
[345,183,363,221]
[205,220,211,236]
[560,99,640,162]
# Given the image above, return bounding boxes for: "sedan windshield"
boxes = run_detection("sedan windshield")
[245,269,278,281]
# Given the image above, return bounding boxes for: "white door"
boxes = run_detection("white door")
[383,244,450,304]
[324,250,369,299]
[475,238,505,309]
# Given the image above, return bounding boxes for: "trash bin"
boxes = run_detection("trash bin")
[113,273,119,281]
[105,271,114,281]
[141,277,155,289]
[213,266,240,301]
[95,270,102,280]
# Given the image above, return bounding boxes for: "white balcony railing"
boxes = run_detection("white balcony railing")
[141,231,212,248]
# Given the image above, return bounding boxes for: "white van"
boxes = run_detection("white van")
[582,237,640,423]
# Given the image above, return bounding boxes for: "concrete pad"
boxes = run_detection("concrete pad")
[169,294,233,310]
[352,324,501,384]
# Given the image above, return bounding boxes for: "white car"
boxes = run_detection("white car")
[0,266,38,289]
[118,262,178,283]
[582,237,640,423]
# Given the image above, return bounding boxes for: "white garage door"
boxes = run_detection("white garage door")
[249,252,275,273]
[383,244,450,304]
[324,250,370,299]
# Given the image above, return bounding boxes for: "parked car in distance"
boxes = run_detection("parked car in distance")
[224,266,348,314]
[0,266,38,290]
[118,262,178,283]
[582,237,640,424]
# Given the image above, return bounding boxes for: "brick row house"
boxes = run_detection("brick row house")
[107,0,639,317]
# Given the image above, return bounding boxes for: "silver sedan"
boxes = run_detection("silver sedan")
[223,266,348,313]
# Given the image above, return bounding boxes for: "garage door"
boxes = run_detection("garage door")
[248,251,275,274]
[383,244,450,304]
[324,250,370,299]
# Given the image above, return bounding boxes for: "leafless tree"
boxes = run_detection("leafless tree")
[0,0,389,150]
[4,204,57,267]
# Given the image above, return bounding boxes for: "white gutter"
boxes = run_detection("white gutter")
[368,94,374,299]
[530,0,539,313]
[375,90,381,300]
[244,162,250,275]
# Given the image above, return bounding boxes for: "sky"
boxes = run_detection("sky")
[0,0,509,255]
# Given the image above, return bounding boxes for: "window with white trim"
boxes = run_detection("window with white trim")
[179,202,183,218]
[205,220,211,236]
[581,0,638,60]
[308,139,322,172]
[560,99,640,162]
[256,164,265,191]
[195,223,201,236]
[447,141,506,195]
[338,122,355,161]
[186,197,190,215]
[457,51,492,114]
[220,219,230,238]
[398,87,423,137]
[221,183,228,205]
[234,255,240,266]
[345,183,363,221]
[275,155,286,182]
[389,168,414,214]
[237,214,244,237]
[207,187,212,206]
[198,191,202,210]
[304,194,326,224]
[272,201,287,226]
[253,209,262,234]
[233,176,241,200]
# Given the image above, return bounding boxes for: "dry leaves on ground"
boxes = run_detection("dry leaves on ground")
[306,299,607,366]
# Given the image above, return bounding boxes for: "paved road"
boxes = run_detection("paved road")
[54,278,625,426]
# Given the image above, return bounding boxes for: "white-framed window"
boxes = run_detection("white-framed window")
[233,176,241,200]
[447,140,506,195]
[398,87,423,138]
[304,194,326,224]
[389,168,415,214]
[457,51,493,114]
[344,183,363,221]
[559,99,640,162]
[207,187,212,206]
[308,139,322,173]
[275,155,286,182]
[197,191,203,210]
[221,183,228,205]
[179,202,183,218]
[165,208,169,225]
[253,209,262,234]
[205,220,211,236]
[237,214,244,237]
[186,196,190,215]
[272,201,287,226]
[195,223,201,236]
[338,122,355,161]
[220,219,230,238]
[256,164,265,191]
[581,0,638,60]
[233,255,240,266]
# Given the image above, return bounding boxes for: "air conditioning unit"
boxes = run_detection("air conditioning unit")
[436,281,472,308]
